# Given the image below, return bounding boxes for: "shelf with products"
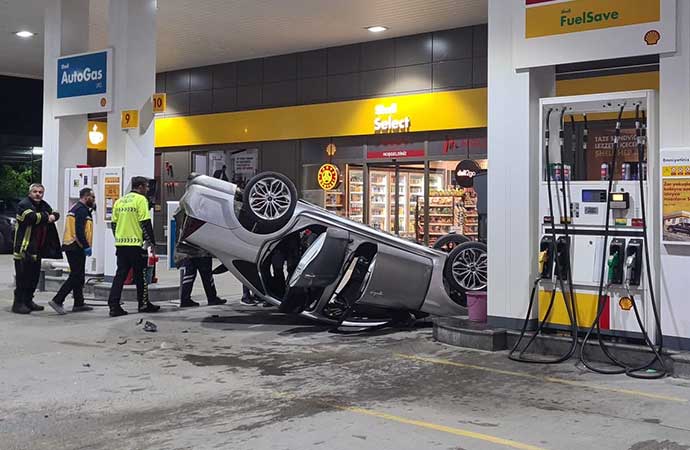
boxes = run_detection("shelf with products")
[415,189,481,246]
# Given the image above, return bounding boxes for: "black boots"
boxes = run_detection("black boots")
[11,290,31,314]
[11,289,42,314]
[109,305,128,317]
[207,297,227,306]
[180,299,200,308]
[138,302,160,313]
[28,299,44,311]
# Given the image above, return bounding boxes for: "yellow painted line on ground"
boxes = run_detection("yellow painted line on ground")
[396,354,688,404]
[340,406,547,450]
[272,391,547,450]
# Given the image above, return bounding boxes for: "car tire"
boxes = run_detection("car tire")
[0,232,6,254]
[433,233,470,253]
[444,241,488,293]
[242,172,298,229]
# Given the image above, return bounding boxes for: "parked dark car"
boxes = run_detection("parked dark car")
[0,199,18,254]
[667,222,690,236]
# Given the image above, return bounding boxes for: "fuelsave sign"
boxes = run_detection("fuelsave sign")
[57,51,108,98]
[525,0,660,39]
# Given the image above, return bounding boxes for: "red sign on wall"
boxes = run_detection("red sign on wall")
[367,149,425,159]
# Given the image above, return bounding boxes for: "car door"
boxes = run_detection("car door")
[356,243,433,311]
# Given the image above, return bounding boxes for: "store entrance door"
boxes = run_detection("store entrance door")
[366,162,425,239]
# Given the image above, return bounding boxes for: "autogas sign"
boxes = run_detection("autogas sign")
[57,51,107,98]
[55,49,112,117]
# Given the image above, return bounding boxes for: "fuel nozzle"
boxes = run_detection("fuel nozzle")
[625,239,643,286]
[538,250,548,275]
[625,254,636,283]
[607,239,626,285]
[539,236,555,279]
[607,251,620,285]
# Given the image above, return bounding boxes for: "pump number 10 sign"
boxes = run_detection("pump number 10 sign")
[120,109,139,130]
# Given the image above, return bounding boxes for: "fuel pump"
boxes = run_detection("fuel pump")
[511,90,665,377]
[63,166,124,276]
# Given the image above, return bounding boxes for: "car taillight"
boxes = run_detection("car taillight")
[180,216,206,241]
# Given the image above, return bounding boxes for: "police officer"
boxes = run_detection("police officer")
[178,251,227,307]
[107,177,160,317]
[12,183,61,314]
[49,187,95,314]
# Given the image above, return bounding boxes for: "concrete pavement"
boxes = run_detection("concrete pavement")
[1,255,689,450]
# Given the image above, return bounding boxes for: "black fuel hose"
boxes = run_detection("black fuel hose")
[509,108,578,363]
[557,109,580,347]
[580,104,628,375]
[580,105,667,378]
[622,106,667,379]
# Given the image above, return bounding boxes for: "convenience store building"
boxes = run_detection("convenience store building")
[149,25,490,246]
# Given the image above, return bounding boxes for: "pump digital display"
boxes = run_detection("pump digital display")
[582,190,607,203]
[609,192,630,210]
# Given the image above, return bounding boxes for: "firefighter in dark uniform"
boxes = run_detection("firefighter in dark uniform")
[12,183,61,314]
[107,176,160,317]
[49,187,95,314]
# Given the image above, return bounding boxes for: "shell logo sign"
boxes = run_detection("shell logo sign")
[317,164,340,191]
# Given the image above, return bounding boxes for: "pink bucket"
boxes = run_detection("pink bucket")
[467,291,487,323]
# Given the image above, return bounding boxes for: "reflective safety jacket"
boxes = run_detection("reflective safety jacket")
[112,191,153,247]
[62,201,93,251]
[13,197,62,261]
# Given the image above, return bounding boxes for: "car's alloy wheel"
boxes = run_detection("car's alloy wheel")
[243,171,298,228]
[248,177,291,220]
[444,241,487,292]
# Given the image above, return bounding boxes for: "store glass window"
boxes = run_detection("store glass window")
[415,159,486,246]
[301,161,351,220]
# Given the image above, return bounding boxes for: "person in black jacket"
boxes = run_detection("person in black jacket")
[212,165,229,181]
[12,183,61,314]
[49,187,95,314]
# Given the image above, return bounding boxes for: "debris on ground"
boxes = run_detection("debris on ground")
[82,363,91,368]
[143,321,158,333]
[181,329,189,333]
[117,338,128,345]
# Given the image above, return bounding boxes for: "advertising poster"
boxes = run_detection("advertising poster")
[230,149,258,184]
[102,169,123,222]
[585,123,641,181]
[661,149,690,245]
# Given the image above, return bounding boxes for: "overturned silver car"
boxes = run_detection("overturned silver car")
[175,172,486,327]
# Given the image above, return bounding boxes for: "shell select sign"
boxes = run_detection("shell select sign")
[317,164,340,191]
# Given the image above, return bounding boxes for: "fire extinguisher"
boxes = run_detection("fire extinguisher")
[146,246,159,284]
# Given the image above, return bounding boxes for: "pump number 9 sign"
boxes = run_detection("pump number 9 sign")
[120,109,139,130]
